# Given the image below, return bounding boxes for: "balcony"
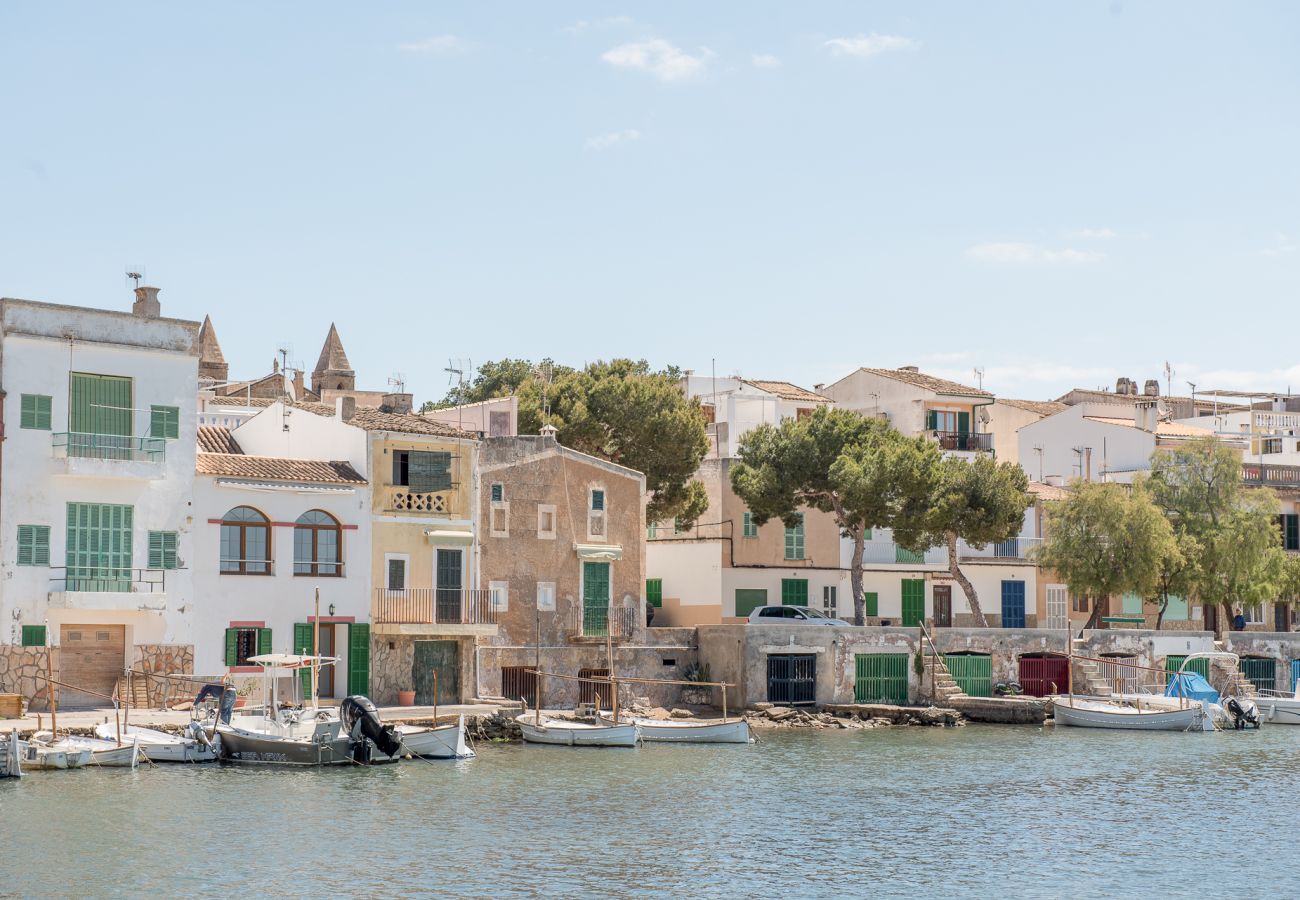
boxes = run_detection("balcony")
[47,567,168,610]
[861,542,949,566]
[373,588,500,636]
[930,431,993,453]
[52,432,165,479]
[960,536,1043,562]
[384,487,454,515]
[565,604,639,643]
[1242,462,1300,488]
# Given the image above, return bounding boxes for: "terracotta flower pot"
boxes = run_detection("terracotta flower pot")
[233,696,248,709]
[398,690,416,707]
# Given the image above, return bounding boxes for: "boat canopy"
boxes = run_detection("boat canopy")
[246,654,338,669]
[1165,672,1219,704]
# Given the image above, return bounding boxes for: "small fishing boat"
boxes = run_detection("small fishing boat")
[392,716,475,759]
[94,721,219,763]
[516,711,640,747]
[17,740,92,770]
[1050,696,1211,731]
[1,729,21,778]
[605,714,752,744]
[32,732,142,768]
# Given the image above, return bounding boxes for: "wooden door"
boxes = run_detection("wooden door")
[413,640,459,705]
[58,624,125,709]
[317,624,336,698]
[933,585,952,627]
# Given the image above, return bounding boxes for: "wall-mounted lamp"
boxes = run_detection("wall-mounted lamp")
[328,603,336,617]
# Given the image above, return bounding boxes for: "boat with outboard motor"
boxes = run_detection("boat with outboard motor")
[391,716,476,759]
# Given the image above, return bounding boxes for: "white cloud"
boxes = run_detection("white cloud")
[601,39,710,82]
[585,128,641,151]
[966,242,1103,265]
[1261,233,1298,257]
[399,35,467,53]
[752,53,781,68]
[1071,227,1118,239]
[824,34,918,58]
[561,16,633,35]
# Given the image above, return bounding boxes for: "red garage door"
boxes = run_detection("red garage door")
[1019,654,1068,697]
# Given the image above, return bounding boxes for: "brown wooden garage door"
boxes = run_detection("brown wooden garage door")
[59,625,125,709]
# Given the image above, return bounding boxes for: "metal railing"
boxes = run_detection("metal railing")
[53,432,165,462]
[49,566,167,593]
[566,605,639,639]
[219,557,274,576]
[1242,462,1300,488]
[931,431,993,453]
[374,588,500,625]
[291,560,345,577]
[861,542,948,565]
[961,536,1043,561]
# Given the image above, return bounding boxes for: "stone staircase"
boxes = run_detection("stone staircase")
[920,647,967,703]
[1071,639,1113,697]
[1211,642,1257,699]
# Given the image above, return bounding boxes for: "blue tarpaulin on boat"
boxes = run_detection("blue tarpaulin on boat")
[1165,672,1219,704]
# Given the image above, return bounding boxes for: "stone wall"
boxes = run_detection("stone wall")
[0,645,55,712]
[131,644,196,708]
[371,635,477,706]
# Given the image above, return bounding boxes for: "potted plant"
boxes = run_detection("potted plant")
[680,662,712,706]
[398,689,416,707]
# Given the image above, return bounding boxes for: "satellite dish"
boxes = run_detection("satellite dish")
[978,407,992,424]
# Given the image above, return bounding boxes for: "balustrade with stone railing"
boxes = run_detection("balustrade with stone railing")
[385,488,452,514]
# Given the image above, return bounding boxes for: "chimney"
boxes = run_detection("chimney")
[540,422,558,443]
[1144,379,1159,397]
[132,285,161,318]
[899,365,920,373]
[1134,399,1158,432]
[1115,377,1131,396]
[336,396,357,422]
[292,369,305,400]
[381,392,413,415]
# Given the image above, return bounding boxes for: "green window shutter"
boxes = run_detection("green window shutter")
[21,624,47,647]
[646,579,663,608]
[864,528,872,541]
[150,405,179,439]
[490,483,504,502]
[17,525,34,566]
[387,558,406,591]
[293,622,314,700]
[408,451,452,492]
[148,531,164,569]
[735,588,768,617]
[70,373,133,436]
[33,526,50,566]
[957,411,970,433]
[784,514,805,560]
[591,490,605,511]
[348,623,371,695]
[901,579,925,627]
[926,410,938,431]
[864,592,879,617]
[224,628,239,666]
[781,579,808,606]
[21,394,52,430]
[257,627,273,656]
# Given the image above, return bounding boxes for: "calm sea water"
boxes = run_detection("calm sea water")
[1,724,1296,898]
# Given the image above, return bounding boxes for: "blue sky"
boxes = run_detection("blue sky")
[2,3,1297,403]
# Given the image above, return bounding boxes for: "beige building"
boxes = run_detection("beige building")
[987,398,1068,470]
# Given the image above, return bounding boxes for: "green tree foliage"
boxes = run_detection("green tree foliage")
[892,454,1032,628]
[1037,481,1179,630]
[425,358,709,526]
[731,407,938,625]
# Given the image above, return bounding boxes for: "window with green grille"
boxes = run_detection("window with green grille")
[646,578,663,608]
[20,394,52,430]
[17,525,50,566]
[735,588,768,617]
[490,483,504,502]
[591,489,605,511]
[781,578,808,606]
[148,531,179,569]
[901,579,925,627]
[225,627,271,667]
[150,405,179,439]
[1239,657,1276,693]
[742,512,757,538]
[784,514,805,560]
[855,654,909,703]
[21,624,46,647]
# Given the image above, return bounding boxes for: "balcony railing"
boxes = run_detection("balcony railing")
[861,542,949,565]
[374,588,500,625]
[49,567,167,593]
[931,431,993,453]
[1242,462,1300,488]
[384,487,452,514]
[53,432,165,463]
[961,536,1043,561]
[566,604,639,640]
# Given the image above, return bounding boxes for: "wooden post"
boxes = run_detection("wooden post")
[124,669,131,730]
[114,669,124,745]
[312,588,321,708]
[535,604,542,725]
[433,670,438,725]
[722,683,728,722]
[45,639,57,738]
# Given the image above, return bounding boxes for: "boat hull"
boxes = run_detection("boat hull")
[218,725,357,766]
[605,715,752,744]
[393,717,475,759]
[18,742,92,770]
[1051,697,1206,731]
[94,723,220,763]
[516,714,639,747]
[1254,696,1300,725]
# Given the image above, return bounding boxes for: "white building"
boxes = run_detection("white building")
[986,398,1068,466]
[0,288,200,708]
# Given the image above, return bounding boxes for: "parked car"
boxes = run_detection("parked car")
[748,605,851,626]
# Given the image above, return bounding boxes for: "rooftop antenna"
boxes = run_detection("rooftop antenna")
[973,367,985,390]
[125,269,145,289]
[388,373,407,394]
[1164,361,1174,398]
[446,358,470,433]
[277,344,293,430]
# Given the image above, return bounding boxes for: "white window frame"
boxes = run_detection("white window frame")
[586,486,608,542]
[536,581,556,612]
[488,580,510,613]
[490,499,510,538]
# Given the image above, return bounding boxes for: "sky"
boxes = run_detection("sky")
[1,2,1298,405]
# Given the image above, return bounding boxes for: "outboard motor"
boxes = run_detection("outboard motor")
[340,695,403,759]
[1225,696,1261,730]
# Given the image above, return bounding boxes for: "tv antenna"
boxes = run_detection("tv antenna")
[125,268,145,289]
[973,367,985,390]
[446,358,471,432]
[388,373,407,393]
[1164,361,1174,398]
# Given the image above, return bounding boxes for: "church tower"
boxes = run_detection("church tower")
[311,322,356,394]
[197,315,229,383]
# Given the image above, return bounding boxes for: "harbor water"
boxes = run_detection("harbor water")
[2,723,1296,897]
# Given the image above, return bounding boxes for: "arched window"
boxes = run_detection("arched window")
[220,506,270,574]
[294,510,341,576]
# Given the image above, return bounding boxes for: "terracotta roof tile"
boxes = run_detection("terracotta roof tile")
[739,379,832,404]
[997,398,1069,417]
[290,401,474,438]
[196,452,366,484]
[1083,416,1212,438]
[856,367,993,398]
[197,426,243,455]
[206,395,275,407]
[1028,480,1070,501]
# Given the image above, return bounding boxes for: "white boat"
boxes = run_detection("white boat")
[33,732,142,768]
[392,716,475,759]
[1252,688,1300,725]
[2,729,21,778]
[17,740,93,770]
[602,714,752,744]
[1050,696,1210,731]
[94,722,220,763]
[516,713,640,747]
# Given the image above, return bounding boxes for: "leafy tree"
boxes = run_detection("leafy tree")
[425,357,709,526]
[891,454,1032,628]
[1150,531,1198,630]
[1194,490,1283,627]
[731,407,938,625]
[1037,481,1179,630]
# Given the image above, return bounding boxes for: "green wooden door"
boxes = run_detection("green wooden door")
[780,579,808,606]
[414,640,459,705]
[69,373,133,459]
[348,623,371,695]
[855,654,909,703]
[944,653,992,697]
[583,561,611,636]
[293,622,314,700]
[901,579,925,627]
[65,502,133,591]
[1164,655,1209,685]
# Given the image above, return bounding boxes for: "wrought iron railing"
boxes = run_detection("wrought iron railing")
[931,431,993,453]
[53,432,165,462]
[374,588,500,625]
[49,566,168,593]
[861,542,948,565]
[566,605,638,639]
[961,537,1043,560]
[1242,462,1300,488]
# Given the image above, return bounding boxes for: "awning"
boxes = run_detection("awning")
[574,542,623,561]
[424,529,474,546]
